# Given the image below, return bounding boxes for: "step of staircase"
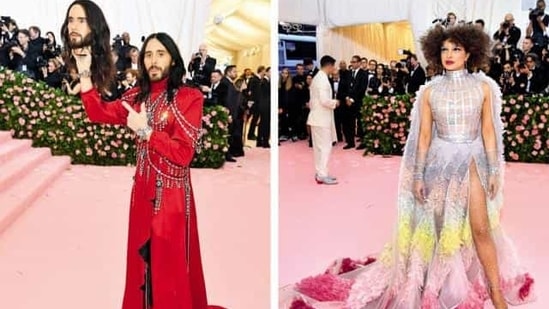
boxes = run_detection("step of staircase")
[0,131,12,143]
[0,131,72,235]
[0,139,33,165]
[0,147,52,192]
[0,156,71,235]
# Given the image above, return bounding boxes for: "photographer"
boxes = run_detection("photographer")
[499,61,515,95]
[188,43,216,86]
[391,62,407,94]
[526,0,549,47]
[405,54,425,94]
[61,68,80,96]
[117,69,138,94]
[40,58,63,88]
[43,31,62,59]
[493,14,521,50]
[8,29,41,79]
[367,64,392,96]
[0,17,18,67]
[28,26,47,55]
[433,12,457,28]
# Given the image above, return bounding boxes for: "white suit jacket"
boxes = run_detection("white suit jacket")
[307,70,338,140]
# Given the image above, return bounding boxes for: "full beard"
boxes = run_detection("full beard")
[67,32,94,50]
[147,66,169,81]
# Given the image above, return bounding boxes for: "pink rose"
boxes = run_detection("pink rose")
[509,152,519,160]
[523,130,530,137]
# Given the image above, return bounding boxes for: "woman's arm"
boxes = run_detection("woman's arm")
[480,82,498,174]
[66,82,81,95]
[414,87,433,180]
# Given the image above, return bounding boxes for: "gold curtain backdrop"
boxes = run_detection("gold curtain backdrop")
[236,43,271,73]
[204,0,270,73]
[319,21,415,64]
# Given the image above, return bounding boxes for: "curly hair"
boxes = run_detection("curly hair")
[420,24,490,74]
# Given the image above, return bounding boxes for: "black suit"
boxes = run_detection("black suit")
[8,44,42,79]
[493,25,521,49]
[247,75,262,139]
[257,77,271,147]
[344,68,368,146]
[407,65,426,94]
[206,81,228,107]
[188,55,216,86]
[220,77,245,156]
[332,69,350,141]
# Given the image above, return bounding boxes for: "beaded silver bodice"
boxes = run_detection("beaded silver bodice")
[430,70,484,143]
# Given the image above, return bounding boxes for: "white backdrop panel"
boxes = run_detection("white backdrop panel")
[278,0,323,24]
[2,0,210,65]
[324,0,409,27]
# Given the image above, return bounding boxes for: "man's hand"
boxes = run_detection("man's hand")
[345,97,352,106]
[121,102,150,138]
[71,46,92,74]
[200,85,211,93]
[11,46,24,56]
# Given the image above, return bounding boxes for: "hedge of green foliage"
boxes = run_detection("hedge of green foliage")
[361,94,549,163]
[0,67,230,168]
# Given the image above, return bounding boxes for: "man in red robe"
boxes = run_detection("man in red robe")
[63,2,224,308]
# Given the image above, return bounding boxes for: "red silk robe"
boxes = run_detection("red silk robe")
[80,78,219,309]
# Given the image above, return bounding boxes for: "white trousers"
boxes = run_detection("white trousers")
[311,126,332,178]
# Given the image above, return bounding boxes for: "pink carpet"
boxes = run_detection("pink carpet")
[279,140,548,308]
[0,147,270,309]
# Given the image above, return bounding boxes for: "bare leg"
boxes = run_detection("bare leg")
[468,161,507,309]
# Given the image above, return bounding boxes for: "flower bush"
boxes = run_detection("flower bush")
[361,94,549,163]
[0,67,229,168]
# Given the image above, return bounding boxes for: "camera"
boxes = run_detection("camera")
[4,39,19,49]
[529,8,545,21]
[112,34,123,49]
[36,56,48,68]
[502,21,511,29]
[0,16,11,28]
[398,49,413,56]
[432,17,450,26]
[116,70,126,81]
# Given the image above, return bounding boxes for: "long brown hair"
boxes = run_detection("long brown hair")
[279,68,292,91]
[61,0,115,93]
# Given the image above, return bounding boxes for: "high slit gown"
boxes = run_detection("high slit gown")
[281,70,536,309]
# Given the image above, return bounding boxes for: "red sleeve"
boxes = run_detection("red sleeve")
[148,88,203,167]
[80,88,130,125]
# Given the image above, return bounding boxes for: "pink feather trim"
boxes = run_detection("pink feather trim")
[289,298,316,309]
[518,273,534,301]
[324,257,377,275]
[296,274,353,302]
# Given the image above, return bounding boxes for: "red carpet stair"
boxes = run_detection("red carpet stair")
[0,131,71,235]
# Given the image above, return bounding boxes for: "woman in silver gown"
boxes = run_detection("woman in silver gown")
[282,24,536,309]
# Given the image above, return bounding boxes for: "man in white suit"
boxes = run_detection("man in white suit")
[307,55,339,185]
